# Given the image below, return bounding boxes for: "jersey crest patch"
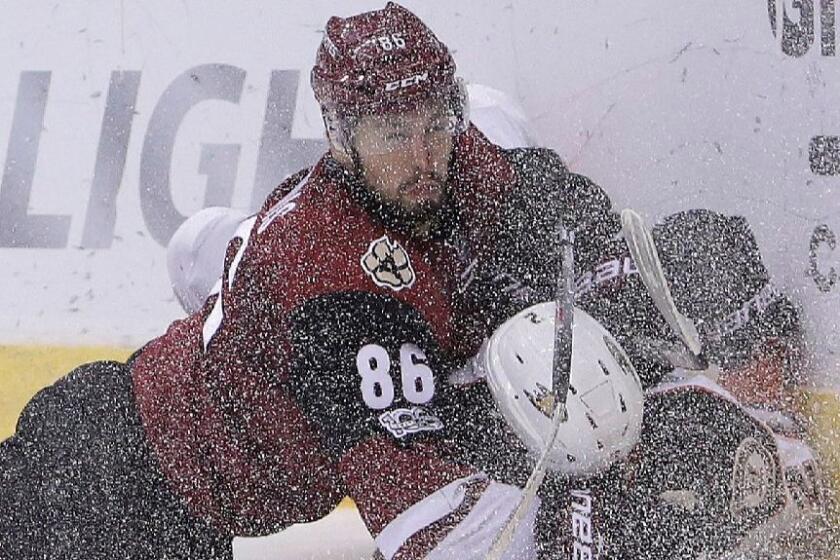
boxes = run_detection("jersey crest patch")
[731,437,779,515]
[361,235,416,291]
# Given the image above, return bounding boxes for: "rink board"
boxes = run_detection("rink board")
[2,345,839,482]
[0,345,133,439]
[2,345,839,495]
[1,345,838,558]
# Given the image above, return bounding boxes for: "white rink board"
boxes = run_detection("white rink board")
[0,1,837,387]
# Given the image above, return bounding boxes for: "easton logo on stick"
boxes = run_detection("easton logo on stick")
[361,235,416,291]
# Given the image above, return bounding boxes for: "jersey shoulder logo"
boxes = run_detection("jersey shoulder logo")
[257,169,311,235]
[361,235,416,291]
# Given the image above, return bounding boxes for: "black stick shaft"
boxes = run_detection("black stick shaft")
[552,225,575,413]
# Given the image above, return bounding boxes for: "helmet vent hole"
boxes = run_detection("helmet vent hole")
[515,353,524,364]
[596,440,604,450]
[598,360,610,376]
[586,414,598,429]
[619,393,627,413]
[567,454,577,463]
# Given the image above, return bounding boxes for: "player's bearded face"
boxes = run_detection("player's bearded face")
[351,101,456,230]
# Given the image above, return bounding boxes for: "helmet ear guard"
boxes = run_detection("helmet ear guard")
[479,302,645,477]
[321,109,356,163]
[452,76,470,134]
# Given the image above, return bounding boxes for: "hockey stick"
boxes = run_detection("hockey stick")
[620,208,708,371]
[484,225,576,560]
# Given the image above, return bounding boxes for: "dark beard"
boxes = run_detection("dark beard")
[373,188,457,240]
[326,154,458,240]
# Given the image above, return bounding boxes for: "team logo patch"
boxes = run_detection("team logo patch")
[524,382,556,419]
[731,437,779,515]
[361,236,416,291]
[379,406,443,438]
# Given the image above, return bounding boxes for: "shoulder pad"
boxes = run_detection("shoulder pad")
[504,147,569,176]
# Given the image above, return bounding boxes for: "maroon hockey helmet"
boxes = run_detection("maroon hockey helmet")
[311,3,468,150]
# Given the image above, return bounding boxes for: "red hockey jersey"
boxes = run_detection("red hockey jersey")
[131,127,517,547]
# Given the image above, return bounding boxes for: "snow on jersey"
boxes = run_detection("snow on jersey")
[131,127,523,556]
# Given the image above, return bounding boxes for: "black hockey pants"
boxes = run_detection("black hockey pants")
[0,360,232,560]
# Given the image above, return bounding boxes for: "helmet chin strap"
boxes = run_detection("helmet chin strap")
[324,111,376,188]
[346,138,365,183]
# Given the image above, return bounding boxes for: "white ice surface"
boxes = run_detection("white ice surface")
[233,506,375,560]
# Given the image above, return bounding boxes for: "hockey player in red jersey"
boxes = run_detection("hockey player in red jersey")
[2,4,830,558]
[0,3,620,558]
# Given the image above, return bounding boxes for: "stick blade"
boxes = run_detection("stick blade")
[621,209,703,356]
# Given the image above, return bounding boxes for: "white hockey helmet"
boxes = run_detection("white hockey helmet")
[167,206,247,314]
[481,302,645,476]
[467,83,535,149]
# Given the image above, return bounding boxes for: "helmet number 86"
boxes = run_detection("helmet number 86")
[356,343,434,409]
[377,32,406,51]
